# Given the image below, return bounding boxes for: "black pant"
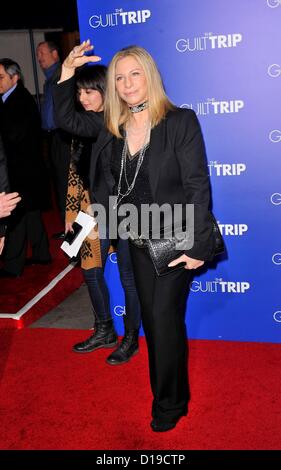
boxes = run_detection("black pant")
[3,209,50,276]
[47,130,71,223]
[83,237,141,330]
[129,243,192,423]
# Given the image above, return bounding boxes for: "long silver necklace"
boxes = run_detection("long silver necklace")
[113,123,151,210]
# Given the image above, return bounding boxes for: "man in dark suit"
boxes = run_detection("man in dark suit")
[36,41,71,238]
[0,58,51,277]
[0,134,21,255]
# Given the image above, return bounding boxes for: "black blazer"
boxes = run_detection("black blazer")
[0,133,9,194]
[53,77,214,260]
[0,82,48,211]
[0,133,9,235]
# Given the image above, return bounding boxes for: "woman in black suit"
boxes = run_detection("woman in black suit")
[53,40,215,432]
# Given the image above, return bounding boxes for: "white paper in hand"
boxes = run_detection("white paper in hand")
[61,211,97,258]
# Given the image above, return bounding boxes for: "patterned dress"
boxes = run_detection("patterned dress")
[65,154,103,270]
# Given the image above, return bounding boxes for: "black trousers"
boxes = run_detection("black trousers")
[83,236,141,330]
[3,209,50,276]
[129,243,192,423]
[47,130,71,224]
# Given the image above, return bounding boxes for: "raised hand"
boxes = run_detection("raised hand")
[60,40,101,81]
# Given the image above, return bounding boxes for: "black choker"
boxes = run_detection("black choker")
[129,101,148,113]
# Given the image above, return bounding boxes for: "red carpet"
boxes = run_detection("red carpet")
[0,329,280,450]
[0,209,83,328]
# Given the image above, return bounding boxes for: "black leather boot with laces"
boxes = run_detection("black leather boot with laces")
[72,319,118,353]
[106,329,139,365]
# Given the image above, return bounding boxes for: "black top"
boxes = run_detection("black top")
[111,136,153,237]
[111,137,153,210]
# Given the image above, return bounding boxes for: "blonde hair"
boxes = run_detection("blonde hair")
[104,46,175,138]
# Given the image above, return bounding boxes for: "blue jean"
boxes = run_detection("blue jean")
[82,237,141,330]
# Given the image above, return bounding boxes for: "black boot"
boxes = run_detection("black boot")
[106,329,139,365]
[72,320,118,353]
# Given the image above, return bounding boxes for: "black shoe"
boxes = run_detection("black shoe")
[25,257,52,266]
[73,320,118,353]
[150,418,177,433]
[106,329,139,365]
[152,401,188,420]
[0,268,21,278]
[52,231,65,240]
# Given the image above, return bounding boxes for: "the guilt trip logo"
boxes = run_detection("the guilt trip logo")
[218,223,248,236]
[181,99,244,116]
[89,8,151,28]
[176,32,242,53]
[190,279,250,293]
[208,161,246,177]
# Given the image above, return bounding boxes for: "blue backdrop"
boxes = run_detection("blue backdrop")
[76,0,281,343]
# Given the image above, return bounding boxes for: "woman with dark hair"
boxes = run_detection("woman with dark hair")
[64,64,141,365]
